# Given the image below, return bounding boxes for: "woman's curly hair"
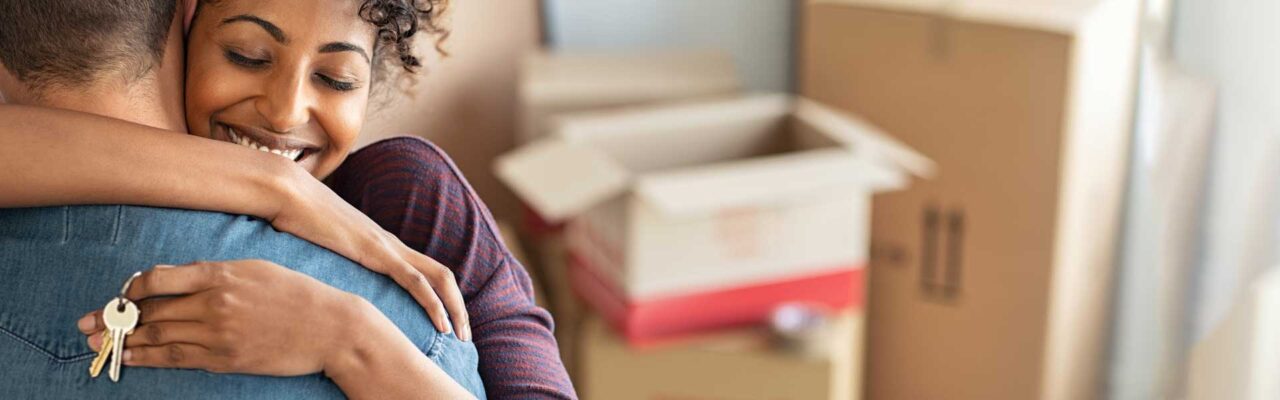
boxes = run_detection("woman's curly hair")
[358,0,450,81]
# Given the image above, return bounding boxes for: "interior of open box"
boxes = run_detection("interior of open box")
[571,113,845,175]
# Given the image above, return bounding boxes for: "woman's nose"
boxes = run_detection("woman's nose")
[256,71,312,133]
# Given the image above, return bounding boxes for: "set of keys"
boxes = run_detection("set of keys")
[89,272,141,382]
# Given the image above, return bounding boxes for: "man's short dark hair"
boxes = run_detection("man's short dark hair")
[0,0,177,93]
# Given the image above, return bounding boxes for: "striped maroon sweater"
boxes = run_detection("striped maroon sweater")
[327,137,576,399]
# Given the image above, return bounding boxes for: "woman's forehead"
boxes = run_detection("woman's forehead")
[201,0,377,46]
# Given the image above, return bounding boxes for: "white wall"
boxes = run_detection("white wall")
[1172,0,1280,344]
[1108,0,1280,398]
[542,0,794,93]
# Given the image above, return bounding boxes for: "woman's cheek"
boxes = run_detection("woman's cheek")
[186,65,256,138]
[327,95,367,149]
[310,96,366,177]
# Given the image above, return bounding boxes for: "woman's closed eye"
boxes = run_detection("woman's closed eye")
[224,49,269,69]
[314,73,359,92]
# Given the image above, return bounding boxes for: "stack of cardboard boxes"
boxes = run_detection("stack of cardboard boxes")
[499,51,931,399]
[509,51,742,382]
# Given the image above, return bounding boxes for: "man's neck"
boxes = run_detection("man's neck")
[36,78,185,131]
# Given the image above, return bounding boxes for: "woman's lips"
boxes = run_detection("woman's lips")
[217,122,316,162]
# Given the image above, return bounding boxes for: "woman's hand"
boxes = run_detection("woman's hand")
[75,261,478,399]
[77,261,360,376]
[266,164,470,341]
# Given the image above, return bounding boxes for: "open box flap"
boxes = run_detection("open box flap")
[495,140,631,222]
[794,98,938,179]
[553,94,793,142]
[635,149,906,217]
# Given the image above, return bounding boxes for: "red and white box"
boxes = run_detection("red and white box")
[497,94,931,343]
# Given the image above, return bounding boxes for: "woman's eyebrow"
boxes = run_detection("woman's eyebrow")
[319,42,370,64]
[221,15,287,44]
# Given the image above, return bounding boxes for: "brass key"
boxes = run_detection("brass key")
[88,330,113,378]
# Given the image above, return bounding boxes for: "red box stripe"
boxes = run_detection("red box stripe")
[568,250,865,347]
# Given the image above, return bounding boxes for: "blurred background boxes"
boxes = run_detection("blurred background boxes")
[498,94,931,345]
[579,312,864,400]
[360,0,1274,398]
[509,49,746,383]
[801,0,1140,399]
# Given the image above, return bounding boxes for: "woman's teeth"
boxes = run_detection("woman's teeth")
[228,128,304,161]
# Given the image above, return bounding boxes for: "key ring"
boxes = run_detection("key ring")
[116,271,142,311]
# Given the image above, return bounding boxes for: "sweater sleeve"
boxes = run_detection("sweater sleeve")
[327,136,577,399]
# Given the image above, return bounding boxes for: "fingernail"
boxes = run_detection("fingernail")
[155,264,175,269]
[78,315,94,331]
[462,325,472,342]
[123,349,132,361]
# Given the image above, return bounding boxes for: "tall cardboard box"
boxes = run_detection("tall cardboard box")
[579,312,865,400]
[497,94,932,344]
[800,0,1141,399]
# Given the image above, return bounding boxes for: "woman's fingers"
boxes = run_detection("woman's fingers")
[77,295,204,337]
[121,343,217,371]
[407,250,470,342]
[127,263,224,299]
[124,321,213,348]
[86,321,212,352]
[135,295,208,324]
[389,265,451,335]
[78,310,103,334]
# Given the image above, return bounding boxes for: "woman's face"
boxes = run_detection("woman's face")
[185,0,377,178]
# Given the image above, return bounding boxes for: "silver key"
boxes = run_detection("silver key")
[102,297,138,382]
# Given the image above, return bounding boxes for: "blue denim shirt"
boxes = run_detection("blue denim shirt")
[0,205,486,399]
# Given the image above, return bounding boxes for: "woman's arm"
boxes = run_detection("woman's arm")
[79,261,478,400]
[0,104,288,218]
[1,105,471,338]
[329,138,576,398]
[327,299,479,399]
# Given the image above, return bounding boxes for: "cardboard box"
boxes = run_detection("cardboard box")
[496,94,933,301]
[519,51,742,144]
[801,1,1141,399]
[579,312,864,400]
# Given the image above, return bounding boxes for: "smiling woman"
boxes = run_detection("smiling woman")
[0,0,573,398]
[185,0,443,178]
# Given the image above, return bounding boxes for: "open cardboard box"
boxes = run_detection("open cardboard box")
[496,94,931,343]
[499,94,932,298]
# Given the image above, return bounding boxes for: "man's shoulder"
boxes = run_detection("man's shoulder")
[0,205,266,242]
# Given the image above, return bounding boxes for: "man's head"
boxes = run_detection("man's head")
[0,0,177,99]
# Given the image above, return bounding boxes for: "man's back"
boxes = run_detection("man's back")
[0,205,485,398]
